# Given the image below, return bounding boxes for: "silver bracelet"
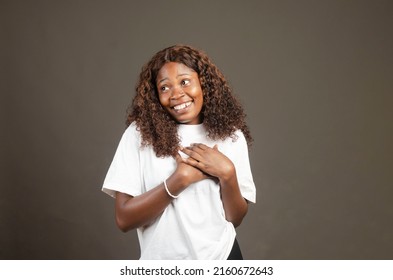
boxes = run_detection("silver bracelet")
[164,179,179,199]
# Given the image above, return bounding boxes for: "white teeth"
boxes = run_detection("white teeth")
[173,101,192,111]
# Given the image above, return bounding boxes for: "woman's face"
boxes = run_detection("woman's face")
[156,62,204,125]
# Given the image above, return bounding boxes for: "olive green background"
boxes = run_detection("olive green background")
[1,0,392,259]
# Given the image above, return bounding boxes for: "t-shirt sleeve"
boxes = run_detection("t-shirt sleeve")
[229,131,256,203]
[102,124,143,198]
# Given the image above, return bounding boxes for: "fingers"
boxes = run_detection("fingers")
[181,145,204,162]
[190,143,218,152]
[174,152,181,160]
[175,149,204,170]
[191,143,209,150]
[182,155,204,169]
[174,152,185,164]
[179,143,221,171]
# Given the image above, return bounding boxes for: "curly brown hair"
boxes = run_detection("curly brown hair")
[126,45,252,157]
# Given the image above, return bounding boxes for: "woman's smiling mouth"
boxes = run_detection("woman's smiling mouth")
[172,101,193,112]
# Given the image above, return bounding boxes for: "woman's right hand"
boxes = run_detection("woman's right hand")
[173,153,212,187]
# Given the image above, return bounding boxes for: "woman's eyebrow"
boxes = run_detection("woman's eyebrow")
[177,73,192,77]
[158,73,191,84]
[157,77,168,84]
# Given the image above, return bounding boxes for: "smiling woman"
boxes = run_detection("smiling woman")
[156,62,204,125]
[127,45,253,158]
[101,45,256,260]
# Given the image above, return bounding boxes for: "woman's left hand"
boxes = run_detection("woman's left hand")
[180,143,235,181]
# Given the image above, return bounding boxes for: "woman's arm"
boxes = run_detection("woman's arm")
[216,164,248,228]
[115,154,209,232]
[180,144,248,227]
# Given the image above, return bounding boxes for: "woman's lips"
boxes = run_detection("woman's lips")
[172,101,192,112]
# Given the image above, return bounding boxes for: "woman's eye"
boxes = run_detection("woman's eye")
[160,86,169,92]
[181,79,190,86]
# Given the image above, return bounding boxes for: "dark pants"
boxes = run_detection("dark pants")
[227,238,243,260]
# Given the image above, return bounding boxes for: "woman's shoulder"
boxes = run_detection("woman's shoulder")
[123,122,142,141]
[232,129,247,143]
[126,121,138,131]
[217,129,247,147]
[233,129,245,137]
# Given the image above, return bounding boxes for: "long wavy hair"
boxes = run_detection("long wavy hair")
[126,45,252,157]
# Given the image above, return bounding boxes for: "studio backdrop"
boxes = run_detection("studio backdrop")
[1,0,392,259]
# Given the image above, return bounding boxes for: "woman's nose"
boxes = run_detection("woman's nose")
[170,85,185,99]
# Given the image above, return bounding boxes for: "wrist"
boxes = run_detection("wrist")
[164,179,179,199]
[166,172,187,196]
[218,163,236,184]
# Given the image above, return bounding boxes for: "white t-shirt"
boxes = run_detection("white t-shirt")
[102,122,256,260]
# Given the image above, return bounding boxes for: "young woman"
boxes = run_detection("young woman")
[102,45,256,260]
